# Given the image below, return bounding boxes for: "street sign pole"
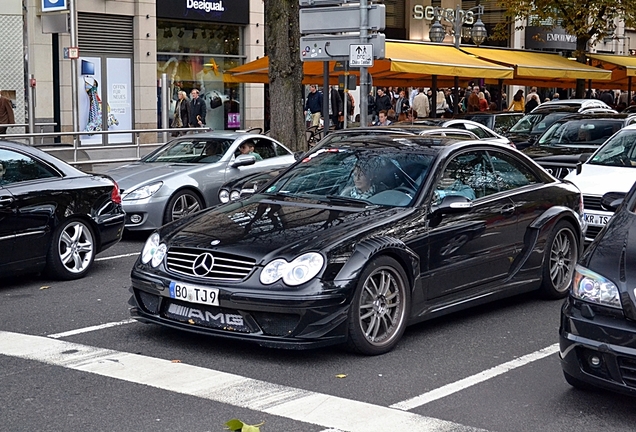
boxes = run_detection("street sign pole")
[360,0,369,127]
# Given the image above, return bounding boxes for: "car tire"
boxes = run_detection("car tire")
[45,218,95,280]
[563,371,593,391]
[346,255,410,355]
[163,190,203,224]
[540,220,578,299]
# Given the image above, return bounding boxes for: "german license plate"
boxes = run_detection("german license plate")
[583,211,611,227]
[169,281,219,306]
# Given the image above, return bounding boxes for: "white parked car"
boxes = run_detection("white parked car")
[564,124,636,242]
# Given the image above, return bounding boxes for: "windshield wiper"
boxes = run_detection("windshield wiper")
[324,195,374,206]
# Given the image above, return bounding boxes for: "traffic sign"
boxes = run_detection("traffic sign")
[42,0,67,12]
[300,5,385,34]
[300,33,385,62]
[350,44,373,67]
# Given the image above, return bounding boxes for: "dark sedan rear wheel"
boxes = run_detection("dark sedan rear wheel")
[164,190,203,224]
[347,256,409,355]
[540,221,578,299]
[45,218,95,280]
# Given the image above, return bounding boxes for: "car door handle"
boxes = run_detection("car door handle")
[500,204,516,215]
[0,196,14,205]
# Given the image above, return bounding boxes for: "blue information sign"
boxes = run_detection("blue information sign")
[42,0,68,12]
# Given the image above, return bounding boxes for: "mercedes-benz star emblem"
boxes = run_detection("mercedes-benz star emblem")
[192,252,215,277]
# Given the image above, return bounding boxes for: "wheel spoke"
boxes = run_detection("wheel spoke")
[365,314,377,337]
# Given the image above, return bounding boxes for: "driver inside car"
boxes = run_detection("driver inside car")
[340,160,388,200]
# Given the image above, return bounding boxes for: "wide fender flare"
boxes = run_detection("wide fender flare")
[527,205,584,246]
[333,237,420,290]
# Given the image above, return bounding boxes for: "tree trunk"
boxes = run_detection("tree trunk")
[575,36,590,99]
[265,0,305,152]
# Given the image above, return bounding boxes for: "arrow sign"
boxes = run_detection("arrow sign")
[350,44,373,67]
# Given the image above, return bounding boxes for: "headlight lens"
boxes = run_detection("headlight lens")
[219,189,230,203]
[571,265,622,309]
[260,253,324,286]
[230,190,241,201]
[124,182,163,201]
[141,233,167,267]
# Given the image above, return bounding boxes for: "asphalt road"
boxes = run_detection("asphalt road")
[1,233,635,432]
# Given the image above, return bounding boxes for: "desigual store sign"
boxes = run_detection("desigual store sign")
[156,0,249,24]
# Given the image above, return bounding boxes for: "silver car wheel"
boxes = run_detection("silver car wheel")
[169,192,202,221]
[549,227,576,292]
[58,220,95,274]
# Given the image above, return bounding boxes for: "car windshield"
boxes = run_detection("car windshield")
[509,112,570,135]
[142,138,234,163]
[588,129,636,167]
[263,145,435,207]
[538,120,623,146]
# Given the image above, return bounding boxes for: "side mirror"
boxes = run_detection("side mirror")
[231,154,256,168]
[601,191,626,212]
[430,195,473,217]
[293,151,305,161]
[576,153,592,175]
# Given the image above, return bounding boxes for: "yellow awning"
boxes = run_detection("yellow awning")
[225,40,513,86]
[588,54,636,77]
[462,47,612,83]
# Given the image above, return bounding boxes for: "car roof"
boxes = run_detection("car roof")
[0,139,86,177]
[317,133,507,152]
[556,112,635,122]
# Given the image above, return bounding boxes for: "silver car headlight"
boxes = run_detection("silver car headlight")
[124,182,163,201]
[219,189,230,203]
[230,190,241,201]
[260,252,324,286]
[141,232,167,268]
[571,265,622,309]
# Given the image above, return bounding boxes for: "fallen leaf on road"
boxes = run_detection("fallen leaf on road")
[171,359,181,363]
[335,374,347,378]
[39,286,50,290]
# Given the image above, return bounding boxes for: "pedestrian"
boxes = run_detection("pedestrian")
[367,90,376,124]
[467,86,480,113]
[395,89,409,117]
[525,94,539,113]
[189,88,207,128]
[374,88,392,115]
[552,92,560,101]
[375,110,392,126]
[478,92,489,111]
[304,84,323,127]
[346,92,355,122]
[412,88,430,118]
[444,88,455,114]
[508,90,525,112]
[0,92,15,134]
[329,85,343,129]
[171,90,191,136]
[435,89,449,117]
[526,86,538,103]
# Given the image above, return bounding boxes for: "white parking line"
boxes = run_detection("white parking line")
[390,343,559,411]
[95,252,140,262]
[47,319,136,339]
[0,331,487,432]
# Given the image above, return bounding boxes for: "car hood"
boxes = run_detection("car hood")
[523,144,598,160]
[583,208,636,319]
[106,162,201,191]
[565,164,636,196]
[159,195,408,262]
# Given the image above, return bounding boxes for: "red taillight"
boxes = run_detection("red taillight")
[111,181,122,204]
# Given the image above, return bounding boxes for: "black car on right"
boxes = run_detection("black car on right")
[560,179,636,396]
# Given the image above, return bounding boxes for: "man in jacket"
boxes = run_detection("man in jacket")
[304,85,323,127]
[374,88,392,115]
[329,86,343,129]
[412,88,430,118]
[189,89,207,128]
[0,93,15,134]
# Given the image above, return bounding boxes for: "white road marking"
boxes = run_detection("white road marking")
[390,343,560,411]
[47,319,136,339]
[0,331,487,432]
[95,252,140,262]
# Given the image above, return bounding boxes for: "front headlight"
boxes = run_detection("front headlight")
[230,190,241,201]
[124,182,163,201]
[260,252,324,286]
[571,265,622,309]
[141,232,167,268]
[219,189,230,203]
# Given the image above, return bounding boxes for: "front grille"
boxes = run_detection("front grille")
[585,225,603,241]
[618,357,636,389]
[166,247,256,281]
[583,195,603,211]
[163,299,251,333]
[251,311,301,336]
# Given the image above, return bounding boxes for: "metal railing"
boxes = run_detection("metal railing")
[2,126,211,171]
[0,123,58,145]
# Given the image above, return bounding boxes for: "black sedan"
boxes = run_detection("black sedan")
[560,180,636,395]
[0,140,125,280]
[130,136,584,355]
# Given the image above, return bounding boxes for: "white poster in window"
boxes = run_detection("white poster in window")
[78,56,103,145]
[106,58,132,143]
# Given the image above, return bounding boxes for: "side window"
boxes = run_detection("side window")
[465,124,491,138]
[434,151,485,203]
[253,139,276,160]
[0,149,59,186]
[274,141,292,157]
[486,150,539,192]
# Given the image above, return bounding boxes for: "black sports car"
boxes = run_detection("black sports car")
[560,179,636,395]
[130,135,584,355]
[0,140,125,280]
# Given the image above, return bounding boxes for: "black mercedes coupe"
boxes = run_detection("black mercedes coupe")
[130,135,584,355]
[560,180,636,395]
[0,140,125,280]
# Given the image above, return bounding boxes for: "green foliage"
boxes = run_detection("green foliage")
[225,418,264,432]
